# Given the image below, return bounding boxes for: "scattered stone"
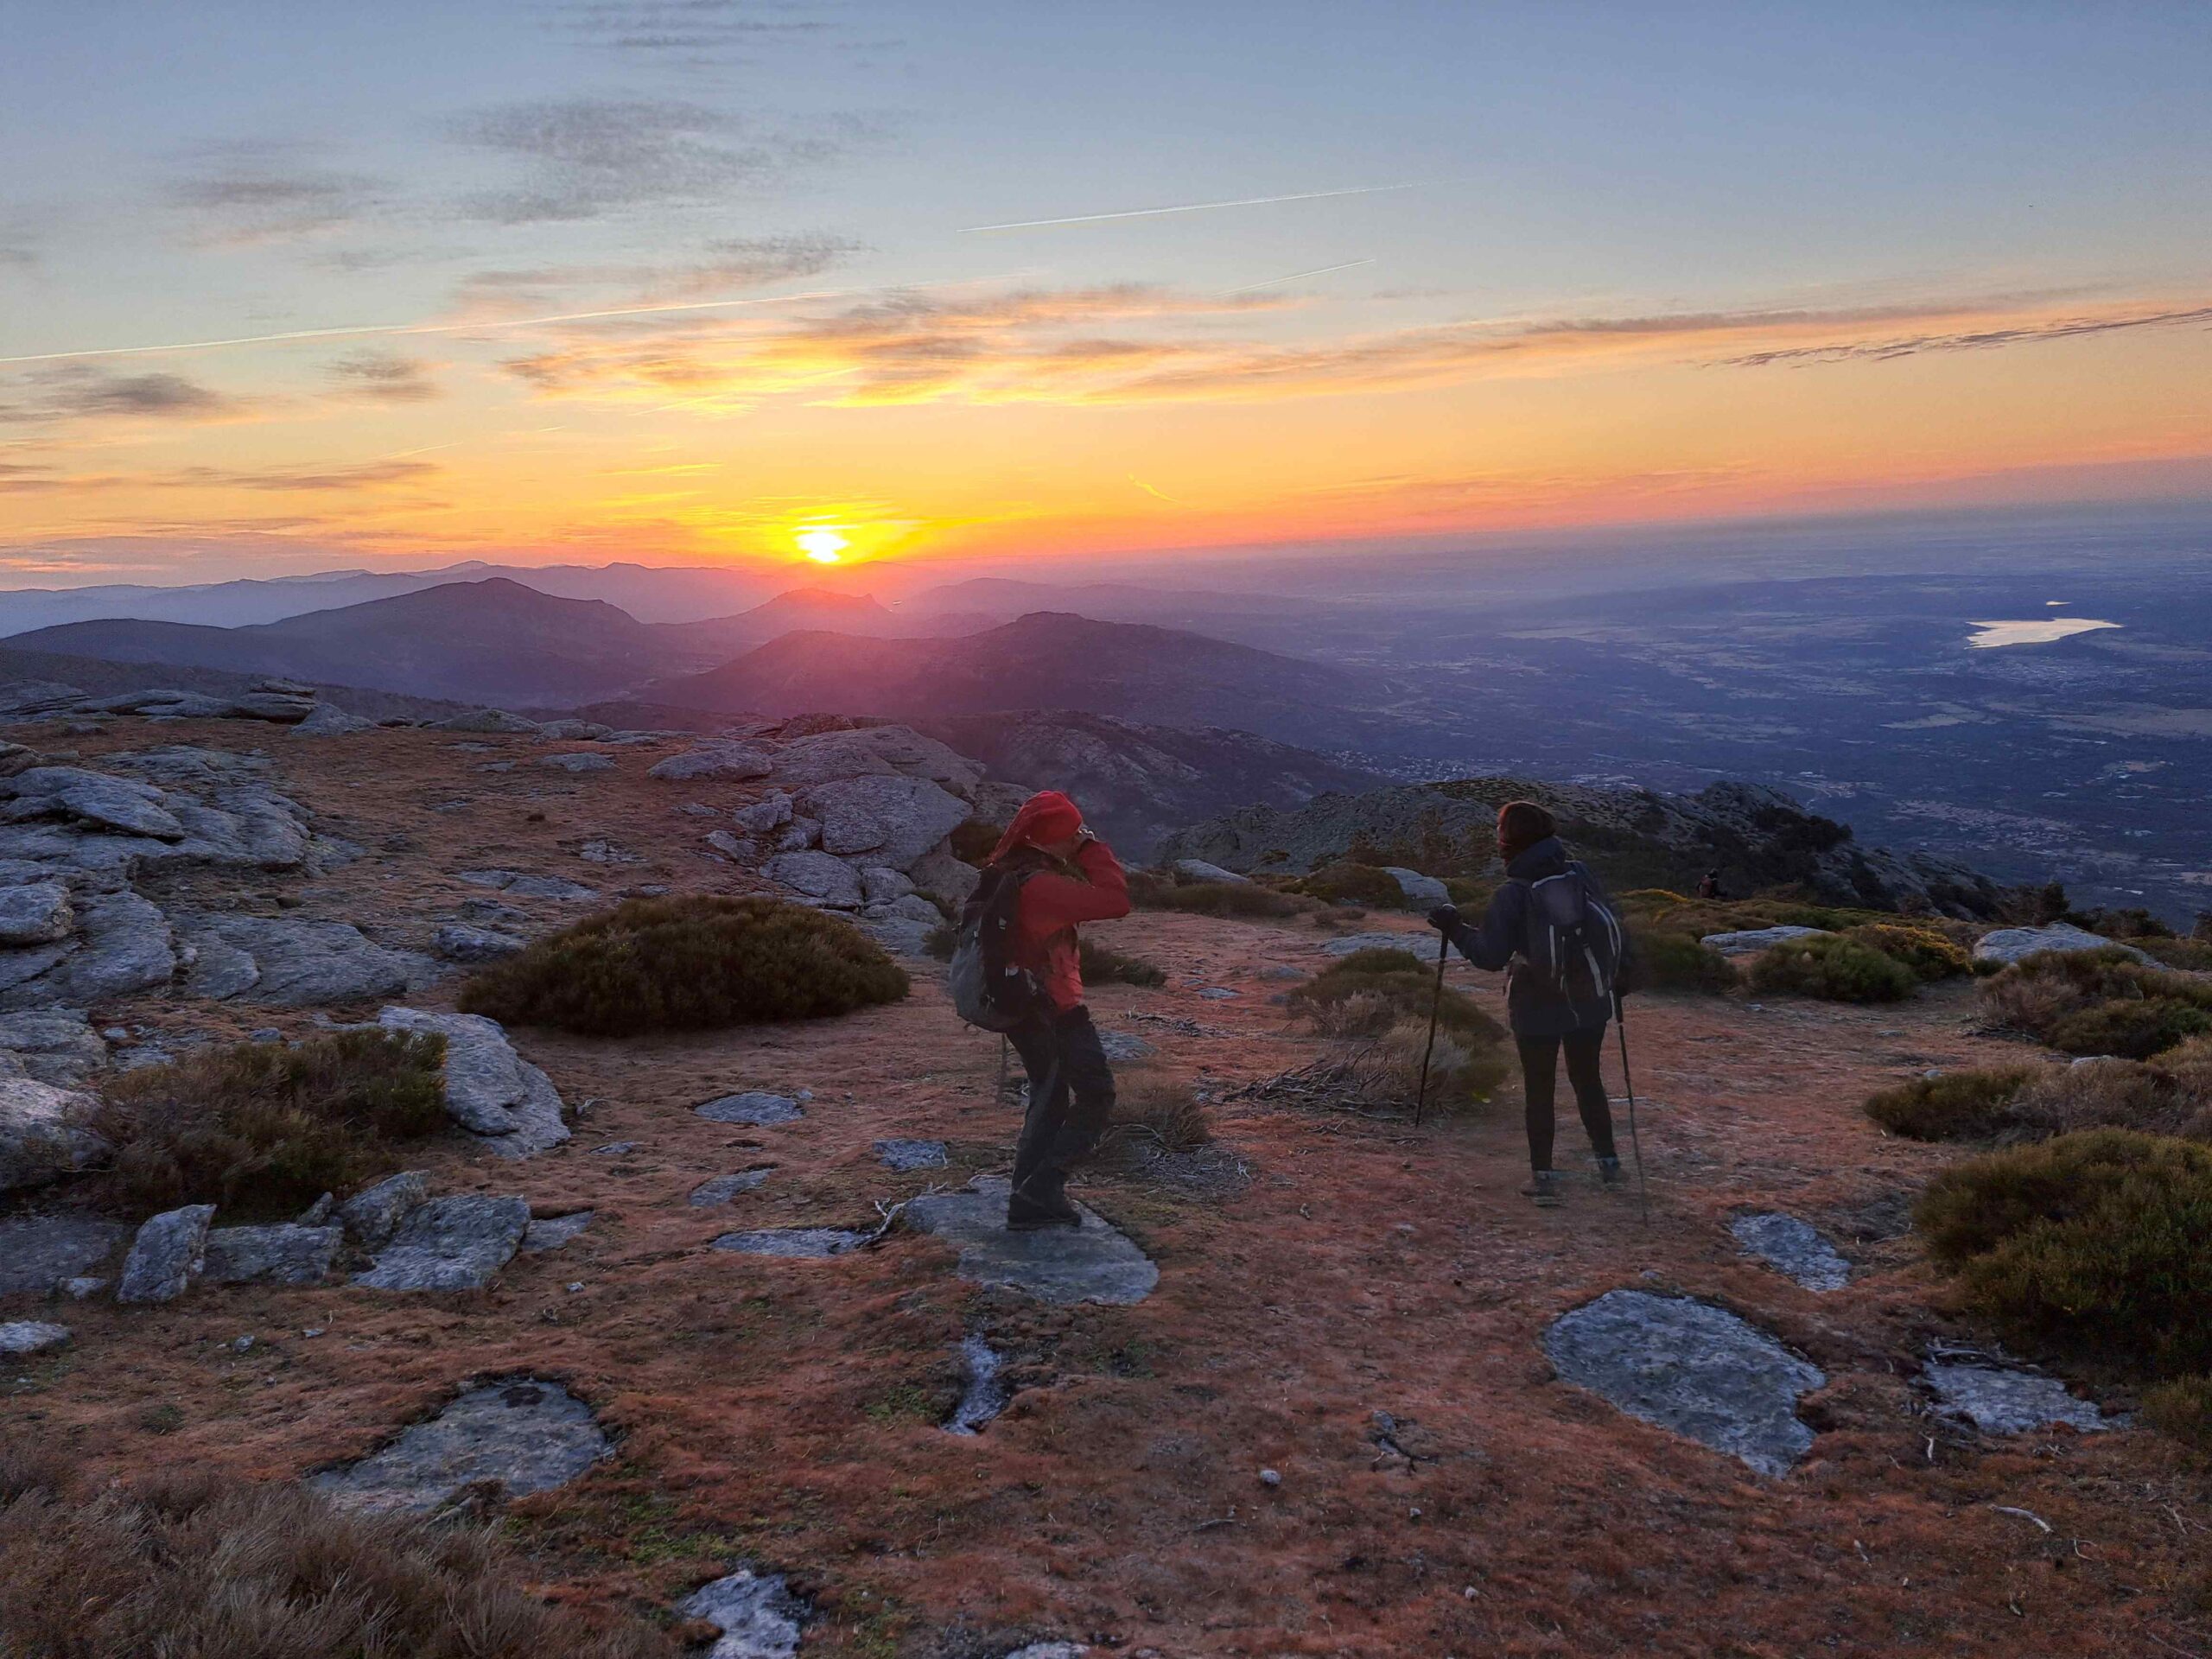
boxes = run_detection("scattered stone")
[0,1213,128,1296]
[648,743,772,782]
[1923,1362,2107,1434]
[432,922,526,963]
[538,752,615,774]
[590,1141,639,1156]
[1096,1029,1157,1062]
[1730,1213,1851,1292]
[1700,925,1832,958]
[338,1170,427,1249]
[0,1076,108,1193]
[230,690,317,723]
[1382,867,1450,906]
[696,1091,804,1126]
[0,1009,105,1085]
[676,802,721,818]
[733,792,794,834]
[706,830,756,861]
[0,889,177,1011]
[762,849,861,908]
[312,1378,610,1515]
[1259,1467,1282,1489]
[803,773,970,869]
[378,1007,569,1156]
[521,1211,593,1253]
[353,1194,531,1291]
[945,1333,1008,1435]
[535,719,613,741]
[0,1320,71,1356]
[181,914,435,1007]
[575,837,639,864]
[1258,964,1304,982]
[429,709,540,734]
[1541,1289,1825,1477]
[1194,986,1238,1001]
[711,1227,866,1258]
[458,897,529,928]
[677,1566,810,1659]
[289,703,376,737]
[1973,923,2151,966]
[1318,931,1426,957]
[1002,1644,1085,1659]
[1173,859,1248,884]
[200,1224,342,1287]
[876,1137,949,1171]
[117,1204,217,1305]
[506,873,600,901]
[690,1170,772,1205]
[904,1177,1159,1306]
[0,881,73,945]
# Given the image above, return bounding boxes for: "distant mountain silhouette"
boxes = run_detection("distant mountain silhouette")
[636,611,1401,748]
[654,587,988,659]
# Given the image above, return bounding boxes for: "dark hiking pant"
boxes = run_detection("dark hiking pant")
[1009,1004,1116,1198]
[1516,1026,1617,1173]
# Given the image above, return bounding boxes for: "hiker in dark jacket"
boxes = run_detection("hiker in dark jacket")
[1426,800,1629,1207]
[986,790,1130,1230]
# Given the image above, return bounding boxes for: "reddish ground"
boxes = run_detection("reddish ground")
[4,723,2209,1657]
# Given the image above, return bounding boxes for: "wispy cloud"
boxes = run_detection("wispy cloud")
[959,182,1421,233]
[445,97,857,223]
[0,459,442,496]
[541,0,835,66]
[327,351,441,403]
[166,142,387,245]
[1723,303,2212,366]
[0,365,243,427]
[453,233,864,309]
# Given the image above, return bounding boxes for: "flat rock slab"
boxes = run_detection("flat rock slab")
[1700,925,1831,957]
[1318,931,1427,957]
[1542,1289,1825,1477]
[1730,1213,1851,1292]
[118,1204,216,1304]
[1096,1029,1157,1062]
[1974,922,2149,965]
[186,915,436,1008]
[353,1194,530,1291]
[945,1333,1008,1435]
[1923,1362,2107,1434]
[339,1170,427,1249]
[696,1091,804,1126]
[690,1170,772,1205]
[378,1007,569,1156]
[0,1319,70,1356]
[0,1075,109,1194]
[520,1211,593,1253]
[0,1212,128,1296]
[678,1566,810,1659]
[712,1228,867,1258]
[875,1137,948,1171]
[312,1378,609,1516]
[904,1177,1159,1306]
[201,1223,341,1287]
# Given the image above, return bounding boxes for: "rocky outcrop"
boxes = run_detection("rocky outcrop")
[117,1204,216,1304]
[1974,923,2148,965]
[352,1194,531,1291]
[649,741,772,782]
[378,1007,569,1156]
[0,1076,108,1193]
[178,915,436,1007]
[1160,777,2019,918]
[312,1378,610,1515]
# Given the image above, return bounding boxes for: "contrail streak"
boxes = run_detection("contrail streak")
[0,277,1003,368]
[958,182,1419,233]
[1224,257,1376,295]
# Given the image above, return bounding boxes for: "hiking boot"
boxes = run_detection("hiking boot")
[1521,1170,1565,1208]
[1596,1155,1625,1188]
[1007,1173,1082,1231]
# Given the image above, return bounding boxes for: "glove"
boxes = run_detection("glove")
[1427,904,1460,933]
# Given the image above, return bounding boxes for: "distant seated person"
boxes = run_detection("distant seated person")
[1696,869,1725,900]
[984,791,1131,1230]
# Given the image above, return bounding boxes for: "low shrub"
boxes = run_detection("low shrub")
[1292,861,1410,909]
[1371,1014,1510,1108]
[1630,927,1738,994]
[458,894,908,1036]
[1080,937,1166,988]
[2142,937,2212,971]
[2046,996,2212,1060]
[1289,948,1505,1052]
[1844,923,1971,981]
[1746,935,1918,1003]
[1107,1077,1211,1153]
[1442,877,1493,909]
[2145,1374,2212,1452]
[1132,876,1316,920]
[92,1030,447,1222]
[924,920,957,961]
[1863,1066,2037,1141]
[0,1452,671,1658]
[1916,1129,2212,1376]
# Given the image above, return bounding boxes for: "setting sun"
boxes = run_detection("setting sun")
[795,528,849,564]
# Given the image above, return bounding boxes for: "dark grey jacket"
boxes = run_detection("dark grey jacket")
[1443,836,1624,1038]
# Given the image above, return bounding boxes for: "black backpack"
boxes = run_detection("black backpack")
[1515,863,1624,1004]
[948,866,1044,1032]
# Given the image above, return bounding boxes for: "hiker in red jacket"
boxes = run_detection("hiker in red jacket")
[987,790,1131,1229]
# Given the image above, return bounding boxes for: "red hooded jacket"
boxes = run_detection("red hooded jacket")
[990,791,1132,1012]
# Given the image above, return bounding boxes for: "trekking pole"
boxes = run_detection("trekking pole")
[1414,927,1449,1128]
[1614,1000,1650,1225]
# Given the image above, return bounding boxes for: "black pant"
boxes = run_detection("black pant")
[1516,1026,1616,1173]
[1008,1004,1116,1197]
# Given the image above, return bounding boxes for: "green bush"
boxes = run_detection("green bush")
[1844,923,1971,981]
[458,894,907,1036]
[2141,937,2212,971]
[1288,950,1504,1049]
[1292,862,1410,909]
[2047,996,2212,1060]
[1979,947,2212,1052]
[1131,876,1316,920]
[1630,927,1738,993]
[1442,877,1493,909]
[1863,1066,2037,1141]
[1746,935,1919,1003]
[92,1030,448,1222]
[1079,937,1166,988]
[2145,1374,2212,1452]
[1917,1129,2212,1376]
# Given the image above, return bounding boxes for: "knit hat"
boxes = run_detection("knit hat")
[1496,799,1556,861]
[990,790,1084,862]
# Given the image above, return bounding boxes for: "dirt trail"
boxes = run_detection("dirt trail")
[4,725,2208,1657]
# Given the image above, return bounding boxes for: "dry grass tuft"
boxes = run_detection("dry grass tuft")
[460,894,908,1036]
[0,1450,673,1658]
[1108,1077,1212,1153]
[92,1029,447,1222]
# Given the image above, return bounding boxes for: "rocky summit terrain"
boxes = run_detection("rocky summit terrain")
[1,683,2206,1657]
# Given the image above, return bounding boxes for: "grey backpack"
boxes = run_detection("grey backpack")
[948,867,1043,1032]
[1516,864,1624,1003]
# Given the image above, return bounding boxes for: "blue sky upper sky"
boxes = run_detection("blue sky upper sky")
[3,0,2209,580]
